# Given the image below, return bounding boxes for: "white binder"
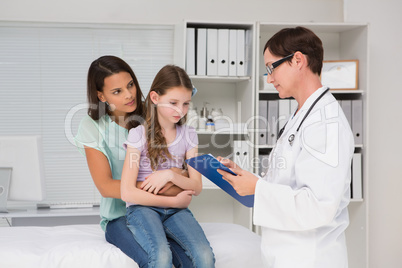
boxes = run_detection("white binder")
[258,100,268,145]
[258,154,269,177]
[352,153,363,200]
[228,29,237,76]
[290,99,298,116]
[186,28,195,75]
[207,28,218,76]
[233,140,250,171]
[196,28,207,76]
[267,100,279,146]
[352,99,363,145]
[217,29,229,76]
[340,100,352,129]
[236,29,245,76]
[241,140,250,171]
[278,99,291,131]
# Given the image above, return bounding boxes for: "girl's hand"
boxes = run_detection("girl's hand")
[173,190,195,208]
[141,169,174,195]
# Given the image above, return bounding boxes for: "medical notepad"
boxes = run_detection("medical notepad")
[185,154,254,207]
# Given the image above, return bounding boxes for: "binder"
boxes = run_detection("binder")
[258,154,269,177]
[228,29,237,76]
[258,100,268,145]
[233,140,243,169]
[352,153,363,199]
[217,29,229,76]
[233,140,250,171]
[267,100,279,146]
[186,28,195,75]
[278,99,291,131]
[290,99,298,116]
[196,28,207,76]
[352,99,363,145]
[207,28,218,76]
[185,154,254,207]
[241,141,250,171]
[236,29,245,76]
[340,100,352,128]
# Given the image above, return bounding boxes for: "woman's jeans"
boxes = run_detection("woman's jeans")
[126,205,215,268]
[105,216,193,268]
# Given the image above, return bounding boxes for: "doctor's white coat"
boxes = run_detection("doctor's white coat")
[254,87,355,268]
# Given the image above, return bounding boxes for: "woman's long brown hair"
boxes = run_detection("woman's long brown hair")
[144,65,192,171]
[86,55,145,130]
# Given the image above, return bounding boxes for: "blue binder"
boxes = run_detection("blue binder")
[185,154,254,207]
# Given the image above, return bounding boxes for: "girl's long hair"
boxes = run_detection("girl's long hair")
[145,65,193,171]
[87,55,145,130]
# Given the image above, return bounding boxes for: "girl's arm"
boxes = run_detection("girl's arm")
[121,145,193,208]
[84,146,185,199]
[141,146,202,196]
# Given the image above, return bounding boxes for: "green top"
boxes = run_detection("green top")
[74,114,128,231]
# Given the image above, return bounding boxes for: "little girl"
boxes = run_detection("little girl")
[121,65,215,268]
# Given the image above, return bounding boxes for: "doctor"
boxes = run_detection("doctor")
[217,26,354,268]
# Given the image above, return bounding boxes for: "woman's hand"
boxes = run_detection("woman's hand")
[173,190,195,208]
[141,169,174,195]
[216,156,259,196]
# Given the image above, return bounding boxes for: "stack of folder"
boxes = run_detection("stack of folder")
[186,27,247,76]
[257,98,363,146]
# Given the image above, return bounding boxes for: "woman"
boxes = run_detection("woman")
[74,55,192,268]
[217,27,355,268]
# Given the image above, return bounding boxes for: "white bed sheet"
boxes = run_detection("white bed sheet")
[0,223,263,268]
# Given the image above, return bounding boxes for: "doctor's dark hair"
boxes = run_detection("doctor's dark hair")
[145,64,193,171]
[263,26,324,75]
[86,55,145,129]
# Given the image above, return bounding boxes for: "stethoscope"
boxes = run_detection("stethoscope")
[277,88,330,146]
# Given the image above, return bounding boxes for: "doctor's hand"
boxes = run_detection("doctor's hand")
[216,157,258,196]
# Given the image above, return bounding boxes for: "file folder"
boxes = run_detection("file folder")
[196,28,207,76]
[278,99,291,131]
[340,100,352,128]
[186,28,195,75]
[267,100,279,146]
[207,28,218,76]
[233,140,243,169]
[228,29,237,76]
[236,29,245,76]
[352,99,363,145]
[233,140,250,171]
[258,154,269,177]
[258,100,268,145]
[290,99,298,115]
[186,154,254,207]
[241,140,250,171]
[217,29,229,76]
[351,153,362,199]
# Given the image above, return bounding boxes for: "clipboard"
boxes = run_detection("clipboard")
[185,154,254,207]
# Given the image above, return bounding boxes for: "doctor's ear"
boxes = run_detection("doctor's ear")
[293,51,306,69]
[149,91,159,105]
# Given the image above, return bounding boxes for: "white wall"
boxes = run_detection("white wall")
[0,0,343,24]
[345,1,402,267]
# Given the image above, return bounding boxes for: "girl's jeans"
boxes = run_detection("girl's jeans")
[126,205,215,268]
[105,215,193,268]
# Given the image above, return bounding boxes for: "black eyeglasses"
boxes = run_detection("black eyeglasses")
[265,53,294,75]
